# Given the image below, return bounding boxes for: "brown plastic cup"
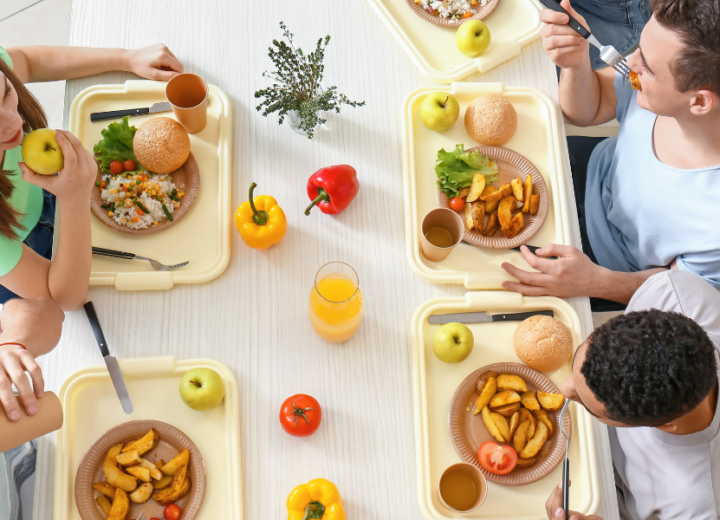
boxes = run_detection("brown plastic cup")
[421,208,464,262]
[0,391,63,453]
[165,73,208,134]
[438,463,488,513]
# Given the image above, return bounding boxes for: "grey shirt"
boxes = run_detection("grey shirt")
[609,270,720,519]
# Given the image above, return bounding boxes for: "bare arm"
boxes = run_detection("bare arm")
[6,44,183,84]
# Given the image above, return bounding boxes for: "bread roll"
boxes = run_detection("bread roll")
[513,315,573,372]
[133,117,190,174]
[464,94,518,146]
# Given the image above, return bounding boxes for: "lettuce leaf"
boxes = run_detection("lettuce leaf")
[93,116,138,172]
[435,144,499,198]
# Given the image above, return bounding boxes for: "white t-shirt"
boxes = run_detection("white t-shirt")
[609,270,720,519]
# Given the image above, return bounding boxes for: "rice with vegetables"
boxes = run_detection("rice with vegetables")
[99,171,185,230]
[416,0,487,19]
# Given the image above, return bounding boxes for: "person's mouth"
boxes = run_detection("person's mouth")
[1,128,23,145]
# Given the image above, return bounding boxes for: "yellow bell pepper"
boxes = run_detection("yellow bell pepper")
[287,479,345,520]
[235,182,287,249]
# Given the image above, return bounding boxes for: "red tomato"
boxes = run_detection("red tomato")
[280,394,322,437]
[109,160,124,175]
[124,159,137,171]
[478,441,517,475]
[449,197,465,212]
[163,504,181,520]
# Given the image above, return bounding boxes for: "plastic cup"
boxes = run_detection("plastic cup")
[165,73,208,134]
[438,463,488,513]
[421,208,465,262]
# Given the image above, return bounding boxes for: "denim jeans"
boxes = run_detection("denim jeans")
[574,0,652,69]
[0,190,56,304]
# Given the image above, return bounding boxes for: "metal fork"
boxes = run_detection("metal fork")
[92,247,189,271]
[538,0,630,79]
[559,399,571,520]
[137,511,150,520]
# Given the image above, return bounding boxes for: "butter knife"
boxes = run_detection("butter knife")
[83,302,133,414]
[428,310,554,324]
[90,101,172,123]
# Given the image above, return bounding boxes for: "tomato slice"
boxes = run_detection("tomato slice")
[478,441,517,475]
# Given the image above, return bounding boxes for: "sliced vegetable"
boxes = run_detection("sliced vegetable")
[162,204,174,222]
[478,441,517,475]
[436,144,499,198]
[135,201,150,214]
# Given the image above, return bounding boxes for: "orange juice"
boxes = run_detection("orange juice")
[309,273,363,343]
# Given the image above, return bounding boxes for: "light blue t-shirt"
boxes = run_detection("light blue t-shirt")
[585,73,720,288]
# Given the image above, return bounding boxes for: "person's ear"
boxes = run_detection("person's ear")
[689,90,718,117]
[656,422,678,433]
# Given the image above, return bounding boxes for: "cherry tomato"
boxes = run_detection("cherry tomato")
[124,159,137,171]
[163,504,181,520]
[478,441,517,475]
[109,160,124,175]
[450,197,465,212]
[280,394,322,437]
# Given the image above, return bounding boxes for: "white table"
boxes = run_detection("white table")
[32,0,619,518]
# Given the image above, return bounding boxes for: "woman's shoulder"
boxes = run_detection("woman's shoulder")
[0,45,13,69]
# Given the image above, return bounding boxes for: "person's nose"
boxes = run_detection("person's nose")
[625,48,642,73]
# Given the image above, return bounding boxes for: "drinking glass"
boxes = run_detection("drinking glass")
[308,262,363,343]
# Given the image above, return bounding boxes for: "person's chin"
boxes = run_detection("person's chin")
[1,128,23,148]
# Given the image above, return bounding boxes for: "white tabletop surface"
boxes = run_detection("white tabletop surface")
[32,0,619,518]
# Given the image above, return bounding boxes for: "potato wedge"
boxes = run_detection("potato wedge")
[160,449,190,476]
[473,372,498,415]
[129,482,154,504]
[153,474,173,491]
[496,374,528,393]
[93,482,117,499]
[464,202,474,231]
[499,183,513,198]
[497,196,515,230]
[170,464,188,492]
[490,402,521,416]
[513,420,530,454]
[96,495,113,517]
[458,187,471,198]
[481,187,500,213]
[126,465,151,482]
[522,174,533,213]
[520,421,548,459]
[108,488,129,520]
[471,201,485,231]
[508,411,520,440]
[152,477,191,506]
[483,211,499,236]
[489,390,521,409]
[511,177,524,202]
[466,173,486,203]
[480,187,505,203]
[491,411,510,443]
[516,456,538,468]
[102,461,138,493]
[537,391,565,412]
[105,444,123,468]
[138,458,164,480]
[502,212,523,239]
[481,406,506,443]
[529,186,540,215]
[116,450,141,467]
[121,428,159,456]
[155,460,165,469]
[533,408,554,436]
[520,391,540,411]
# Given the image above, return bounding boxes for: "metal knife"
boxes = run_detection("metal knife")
[428,310,554,324]
[90,102,172,123]
[83,302,134,414]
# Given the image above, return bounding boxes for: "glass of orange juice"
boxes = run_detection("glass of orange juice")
[309,262,363,343]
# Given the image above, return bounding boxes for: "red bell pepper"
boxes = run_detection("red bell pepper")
[304,165,359,216]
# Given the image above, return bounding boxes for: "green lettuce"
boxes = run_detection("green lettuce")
[435,144,499,198]
[93,116,138,172]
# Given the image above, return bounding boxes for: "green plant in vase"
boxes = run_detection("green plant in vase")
[255,22,365,139]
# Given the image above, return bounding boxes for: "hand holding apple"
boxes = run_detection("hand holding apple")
[433,322,474,363]
[421,93,460,132]
[179,367,225,411]
[456,20,491,57]
[21,129,64,175]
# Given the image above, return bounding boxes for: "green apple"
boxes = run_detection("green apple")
[456,20,491,57]
[179,368,225,411]
[421,92,460,132]
[21,129,64,175]
[432,322,474,363]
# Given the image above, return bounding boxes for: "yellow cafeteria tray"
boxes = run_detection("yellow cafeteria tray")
[53,356,243,520]
[365,0,542,82]
[411,292,598,519]
[68,81,233,290]
[402,83,570,289]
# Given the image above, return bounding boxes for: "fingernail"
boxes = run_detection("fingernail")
[55,131,64,139]
[28,404,37,415]
[555,508,564,519]
[37,390,44,398]
[9,410,20,421]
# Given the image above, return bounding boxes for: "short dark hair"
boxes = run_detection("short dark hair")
[651,0,720,95]
[581,309,718,426]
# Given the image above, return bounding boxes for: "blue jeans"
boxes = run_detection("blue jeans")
[0,191,56,304]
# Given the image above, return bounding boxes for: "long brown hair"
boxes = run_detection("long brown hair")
[0,58,48,240]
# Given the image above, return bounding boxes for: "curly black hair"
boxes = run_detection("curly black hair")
[581,310,718,426]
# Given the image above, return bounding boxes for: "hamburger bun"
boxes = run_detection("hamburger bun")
[513,315,573,372]
[464,94,518,146]
[133,117,190,174]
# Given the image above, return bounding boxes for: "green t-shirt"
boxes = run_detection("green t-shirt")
[0,45,44,276]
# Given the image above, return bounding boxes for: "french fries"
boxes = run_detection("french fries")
[513,420,530,454]
[482,186,500,213]
[138,458,164,481]
[509,411,520,439]
[520,391,540,411]
[497,196,515,230]
[102,461,138,492]
[116,450,141,467]
[491,402,521,417]
[502,212,523,239]
[533,408,554,436]
[529,186,540,215]
[489,390,521,409]
[481,406,508,443]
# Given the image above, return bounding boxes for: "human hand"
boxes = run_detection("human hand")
[540,0,591,70]
[546,480,604,520]
[126,44,184,81]
[0,344,43,422]
[19,130,97,204]
[501,244,604,298]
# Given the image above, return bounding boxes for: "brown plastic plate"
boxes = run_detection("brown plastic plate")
[437,145,549,249]
[448,362,571,486]
[75,420,206,520]
[90,154,200,235]
[405,0,501,27]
